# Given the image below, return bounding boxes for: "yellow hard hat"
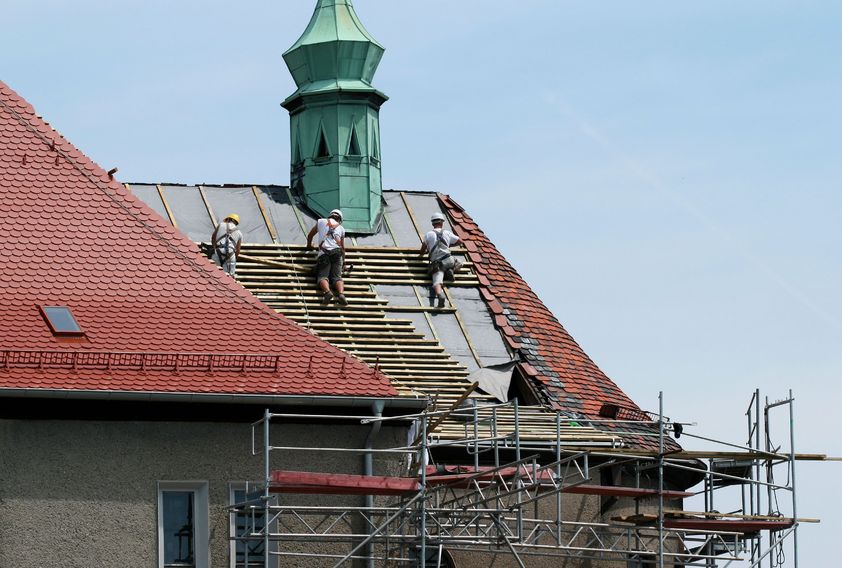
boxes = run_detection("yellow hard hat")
[225,213,240,225]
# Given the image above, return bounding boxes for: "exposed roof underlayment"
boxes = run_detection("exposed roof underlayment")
[129,182,668,449]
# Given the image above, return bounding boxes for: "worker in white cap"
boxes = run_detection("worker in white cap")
[307,209,348,306]
[419,211,463,308]
[210,213,243,276]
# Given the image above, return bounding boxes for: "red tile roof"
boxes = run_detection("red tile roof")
[439,193,642,419]
[0,81,396,399]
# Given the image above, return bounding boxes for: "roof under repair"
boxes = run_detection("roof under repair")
[127,181,664,449]
[0,0,670,450]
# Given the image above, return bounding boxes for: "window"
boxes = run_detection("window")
[347,124,361,156]
[371,129,380,160]
[229,484,274,568]
[292,127,303,164]
[315,125,331,159]
[39,305,84,336]
[158,482,209,568]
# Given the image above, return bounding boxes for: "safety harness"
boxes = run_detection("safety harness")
[214,223,237,262]
[316,220,345,275]
[428,229,452,273]
[321,224,339,252]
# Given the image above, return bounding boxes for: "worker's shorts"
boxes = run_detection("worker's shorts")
[316,248,343,285]
[430,255,457,287]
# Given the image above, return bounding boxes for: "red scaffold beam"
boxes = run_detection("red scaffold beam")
[269,470,420,496]
[663,518,795,533]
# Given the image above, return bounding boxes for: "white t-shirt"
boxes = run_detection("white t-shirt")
[213,221,243,259]
[316,218,345,254]
[424,229,459,261]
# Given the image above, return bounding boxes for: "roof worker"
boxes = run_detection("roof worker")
[419,212,464,308]
[306,209,348,306]
[210,213,243,276]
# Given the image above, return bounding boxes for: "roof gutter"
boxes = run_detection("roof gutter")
[0,387,428,411]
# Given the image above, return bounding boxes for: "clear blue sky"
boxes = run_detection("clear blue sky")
[4,1,840,564]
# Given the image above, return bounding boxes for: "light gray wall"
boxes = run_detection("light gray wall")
[447,492,684,568]
[0,418,407,568]
[0,418,684,568]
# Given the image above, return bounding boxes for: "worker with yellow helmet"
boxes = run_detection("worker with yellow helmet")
[210,213,243,276]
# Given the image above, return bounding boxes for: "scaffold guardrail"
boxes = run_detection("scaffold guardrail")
[229,391,807,567]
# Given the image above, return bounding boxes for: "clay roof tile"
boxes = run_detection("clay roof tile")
[0,81,396,399]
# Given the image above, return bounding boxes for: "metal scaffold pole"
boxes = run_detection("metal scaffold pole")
[419,414,427,568]
[263,408,271,568]
[658,391,665,568]
[226,392,812,568]
[555,412,563,547]
[788,390,798,568]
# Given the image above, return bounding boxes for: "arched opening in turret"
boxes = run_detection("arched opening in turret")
[315,125,331,159]
[371,129,380,160]
[292,127,303,165]
[347,123,362,156]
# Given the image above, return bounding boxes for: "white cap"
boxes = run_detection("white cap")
[431,212,446,224]
[329,209,343,222]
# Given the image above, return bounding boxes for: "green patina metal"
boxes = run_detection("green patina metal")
[282,0,387,234]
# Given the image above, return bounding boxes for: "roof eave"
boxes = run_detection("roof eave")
[0,387,427,411]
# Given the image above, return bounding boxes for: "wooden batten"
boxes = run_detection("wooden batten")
[232,242,613,444]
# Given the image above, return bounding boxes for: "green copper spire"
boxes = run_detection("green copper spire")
[283,0,387,234]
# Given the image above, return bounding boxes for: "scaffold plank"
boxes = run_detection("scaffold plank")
[269,470,420,496]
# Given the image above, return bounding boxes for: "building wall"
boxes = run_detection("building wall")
[436,462,685,568]
[0,417,407,568]
[0,416,688,568]
[446,487,684,568]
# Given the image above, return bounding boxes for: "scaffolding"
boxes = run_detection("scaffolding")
[230,390,812,567]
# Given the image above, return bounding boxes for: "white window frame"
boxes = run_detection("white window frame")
[158,481,210,568]
[229,482,276,568]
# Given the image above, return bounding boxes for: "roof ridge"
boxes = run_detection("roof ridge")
[124,183,441,196]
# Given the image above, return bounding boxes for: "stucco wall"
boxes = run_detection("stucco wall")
[0,417,407,568]
[0,418,688,568]
[445,486,684,568]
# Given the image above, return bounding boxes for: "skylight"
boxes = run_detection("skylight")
[39,306,84,336]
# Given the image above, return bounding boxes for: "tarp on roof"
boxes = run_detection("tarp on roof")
[354,199,396,246]
[449,287,511,367]
[128,184,169,221]
[429,311,477,372]
[383,192,420,247]
[256,186,308,244]
[203,186,273,243]
[159,185,214,242]
[467,360,518,403]
[403,192,452,233]
[373,285,436,340]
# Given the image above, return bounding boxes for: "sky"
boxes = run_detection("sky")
[3,0,840,564]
